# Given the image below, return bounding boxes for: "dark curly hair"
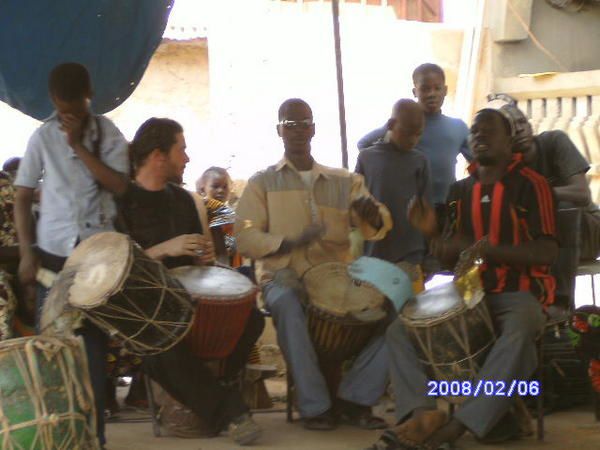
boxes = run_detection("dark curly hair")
[129,118,183,173]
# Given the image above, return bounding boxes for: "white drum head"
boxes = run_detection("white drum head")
[65,232,133,309]
[303,262,385,319]
[169,266,255,300]
[401,281,464,322]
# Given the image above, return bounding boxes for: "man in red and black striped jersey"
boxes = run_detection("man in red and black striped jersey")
[366,108,558,450]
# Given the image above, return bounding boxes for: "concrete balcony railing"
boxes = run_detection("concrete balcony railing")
[494,70,600,203]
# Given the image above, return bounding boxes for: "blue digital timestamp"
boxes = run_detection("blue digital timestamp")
[427,380,541,397]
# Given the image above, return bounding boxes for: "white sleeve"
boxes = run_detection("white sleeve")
[14,131,44,189]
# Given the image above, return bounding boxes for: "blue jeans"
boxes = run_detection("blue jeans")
[37,284,108,446]
[263,281,389,418]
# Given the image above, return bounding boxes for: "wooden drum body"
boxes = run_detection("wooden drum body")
[303,263,387,362]
[54,232,194,356]
[400,281,496,382]
[0,336,98,449]
[170,266,257,360]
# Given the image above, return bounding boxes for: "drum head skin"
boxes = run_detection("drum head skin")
[401,281,464,324]
[66,232,133,309]
[303,262,385,319]
[169,266,255,300]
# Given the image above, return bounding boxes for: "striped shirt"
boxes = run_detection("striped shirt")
[445,156,557,306]
[234,158,392,285]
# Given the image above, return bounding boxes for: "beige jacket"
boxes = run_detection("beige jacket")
[234,158,392,284]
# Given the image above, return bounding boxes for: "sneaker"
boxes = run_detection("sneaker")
[228,413,262,446]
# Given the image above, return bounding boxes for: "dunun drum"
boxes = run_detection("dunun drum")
[303,263,387,362]
[0,336,98,450]
[58,232,194,356]
[400,281,496,382]
[169,266,258,360]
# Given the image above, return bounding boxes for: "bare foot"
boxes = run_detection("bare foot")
[389,409,447,448]
[424,418,466,449]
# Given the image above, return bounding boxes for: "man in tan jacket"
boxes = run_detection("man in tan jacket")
[235,98,392,431]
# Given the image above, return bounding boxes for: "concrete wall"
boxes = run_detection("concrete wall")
[106,39,211,189]
[206,0,466,181]
[491,0,600,78]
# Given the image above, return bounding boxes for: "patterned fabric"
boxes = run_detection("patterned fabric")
[0,171,17,247]
[106,338,143,377]
[568,305,600,359]
[205,198,241,267]
[568,305,600,393]
[0,269,16,340]
[0,171,18,341]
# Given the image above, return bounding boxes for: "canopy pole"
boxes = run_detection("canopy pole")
[331,0,349,169]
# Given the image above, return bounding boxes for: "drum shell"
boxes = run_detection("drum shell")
[185,292,256,360]
[84,245,195,356]
[169,265,259,360]
[400,299,496,382]
[0,336,98,449]
[306,303,382,362]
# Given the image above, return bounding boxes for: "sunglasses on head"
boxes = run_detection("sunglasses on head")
[487,93,517,106]
[279,119,313,129]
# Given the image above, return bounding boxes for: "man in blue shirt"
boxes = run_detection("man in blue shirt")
[358,63,471,227]
[14,62,129,449]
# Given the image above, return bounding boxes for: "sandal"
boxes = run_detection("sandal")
[364,430,407,450]
[391,410,448,449]
[339,409,388,430]
[303,410,337,431]
[337,399,388,430]
[228,413,262,445]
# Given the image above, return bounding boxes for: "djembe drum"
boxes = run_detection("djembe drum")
[169,266,258,360]
[0,336,98,449]
[303,262,387,362]
[44,232,194,356]
[399,271,496,382]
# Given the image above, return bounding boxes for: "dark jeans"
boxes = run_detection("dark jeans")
[142,307,265,433]
[36,284,108,446]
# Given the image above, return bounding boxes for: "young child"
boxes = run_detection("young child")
[196,167,242,267]
[355,99,431,293]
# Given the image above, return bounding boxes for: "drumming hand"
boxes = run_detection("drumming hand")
[351,197,382,229]
[162,234,208,258]
[193,236,216,266]
[407,196,437,237]
[296,223,326,247]
[277,224,326,255]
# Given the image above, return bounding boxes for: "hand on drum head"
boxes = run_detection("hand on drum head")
[351,196,382,229]
[277,224,326,255]
[161,234,214,260]
[407,196,437,237]
[193,237,216,266]
[296,223,326,247]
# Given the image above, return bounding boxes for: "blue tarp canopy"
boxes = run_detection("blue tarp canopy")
[0,0,173,120]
